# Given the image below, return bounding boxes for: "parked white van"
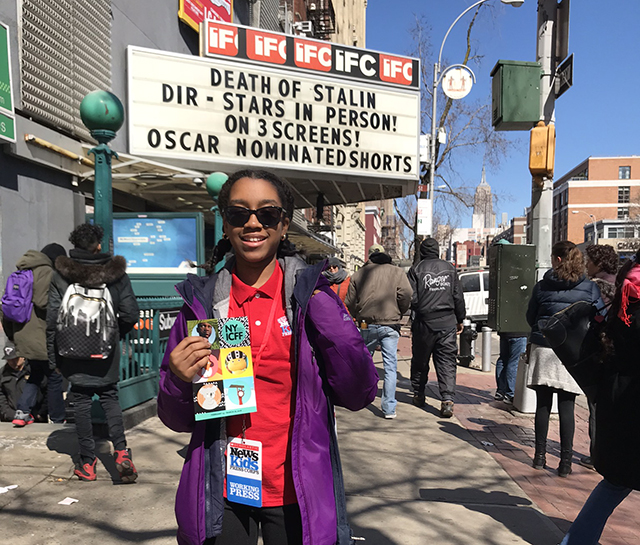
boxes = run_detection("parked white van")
[458,268,489,325]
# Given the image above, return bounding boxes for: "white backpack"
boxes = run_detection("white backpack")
[55,283,118,360]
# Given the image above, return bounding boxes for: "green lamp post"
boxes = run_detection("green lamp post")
[206,171,228,241]
[80,90,125,253]
[206,172,228,270]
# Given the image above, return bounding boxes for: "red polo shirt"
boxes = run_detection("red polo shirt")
[226,263,297,506]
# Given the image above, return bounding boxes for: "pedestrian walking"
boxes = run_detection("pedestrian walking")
[1,243,67,426]
[494,332,528,405]
[526,240,602,477]
[559,250,640,544]
[579,243,619,470]
[158,169,378,545]
[345,243,412,419]
[46,223,140,483]
[322,257,351,306]
[407,238,466,418]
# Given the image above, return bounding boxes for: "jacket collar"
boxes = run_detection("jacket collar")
[56,254,127,287]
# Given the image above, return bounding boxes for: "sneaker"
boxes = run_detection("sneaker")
[578,456,595,470]
[503,395,514,405]
[384,412,397,419]
[74,458,97,481]
[440,401,454,418]
[412,393,426,408]
[494,392,504,401]
[12,410,34,427]
[113,448,138,483]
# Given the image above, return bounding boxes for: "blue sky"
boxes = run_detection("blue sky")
[366,0,640,228]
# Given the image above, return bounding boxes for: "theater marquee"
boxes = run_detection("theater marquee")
[127,44,420,181]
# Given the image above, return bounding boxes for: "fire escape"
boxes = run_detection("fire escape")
[305,0,335,40]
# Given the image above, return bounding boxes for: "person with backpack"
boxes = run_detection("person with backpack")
[46,223,140,483]
[1,243,67,426]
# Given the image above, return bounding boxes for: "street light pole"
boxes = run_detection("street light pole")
[572,210,598,244]
[428,0,524,236]
[80,91,125,254]
[530,0,558,278]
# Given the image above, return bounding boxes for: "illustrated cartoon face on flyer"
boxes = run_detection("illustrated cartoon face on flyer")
[221,347,253,380]
[194,380,226,419]
[193,349,223,383]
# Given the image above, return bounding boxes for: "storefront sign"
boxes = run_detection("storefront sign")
[127,46,420,180]
[179,0,232,31]
[201,21,420,90]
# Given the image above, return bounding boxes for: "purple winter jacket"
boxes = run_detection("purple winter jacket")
[158,256,378,545]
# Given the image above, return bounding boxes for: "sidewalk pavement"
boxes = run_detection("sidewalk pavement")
[0,331,635,544]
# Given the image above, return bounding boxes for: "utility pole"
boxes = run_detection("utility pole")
[530,0,558,277]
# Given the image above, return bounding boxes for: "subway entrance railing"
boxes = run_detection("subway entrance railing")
[117,297,182,411]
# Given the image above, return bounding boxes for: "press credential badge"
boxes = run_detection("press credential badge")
[226,438,262,507]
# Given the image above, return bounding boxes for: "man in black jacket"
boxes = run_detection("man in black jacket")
[46,223,139,483]
[408,238,465,418]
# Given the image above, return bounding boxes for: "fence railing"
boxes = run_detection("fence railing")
[118,297,183,410]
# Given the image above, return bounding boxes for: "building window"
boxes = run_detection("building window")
[618,207,630,219]
[619,166,631,180]
[619,186,630,203]
[607,226,635,239]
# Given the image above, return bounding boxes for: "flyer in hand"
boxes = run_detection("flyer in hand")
[187,317,257,421]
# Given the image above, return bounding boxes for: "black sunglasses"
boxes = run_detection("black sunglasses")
[224,206,285,228]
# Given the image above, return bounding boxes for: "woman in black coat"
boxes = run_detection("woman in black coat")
[560,252,640,544]
[526,241,602,477]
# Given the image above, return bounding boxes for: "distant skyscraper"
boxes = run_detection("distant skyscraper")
[472,167,496,230]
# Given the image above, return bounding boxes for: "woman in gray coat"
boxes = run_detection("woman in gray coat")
[526,241,602,477]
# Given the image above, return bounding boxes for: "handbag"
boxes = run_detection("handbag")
[539,300,605,398]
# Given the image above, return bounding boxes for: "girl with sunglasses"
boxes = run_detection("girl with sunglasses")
[158,169,378,545]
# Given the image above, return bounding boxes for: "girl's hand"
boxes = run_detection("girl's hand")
[169,336,211,382]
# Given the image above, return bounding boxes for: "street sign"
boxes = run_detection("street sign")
[0,22,15,143]
[0,111,15,142]
[555,53,573,98]
[416,198,432,236]
[442,66,474,100]
[0,23,13,114]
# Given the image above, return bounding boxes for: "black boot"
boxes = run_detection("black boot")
[558,450,573,478]
[532,442,546,469]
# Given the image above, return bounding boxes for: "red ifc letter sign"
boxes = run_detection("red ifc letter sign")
[293,38,332,72]
[207,23,238,56]
[246,29,287,64]
[380,54,413,86]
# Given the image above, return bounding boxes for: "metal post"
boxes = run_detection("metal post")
[90,140,117,253]
[428,61,439,237]
[80,90,124,254]
[530,0,557,278]
[481,326,492,372]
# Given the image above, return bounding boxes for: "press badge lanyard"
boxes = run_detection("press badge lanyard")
[251,272,283,369]
[227,273,283,507]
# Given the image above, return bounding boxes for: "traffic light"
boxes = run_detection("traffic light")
[529,121,555,178]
